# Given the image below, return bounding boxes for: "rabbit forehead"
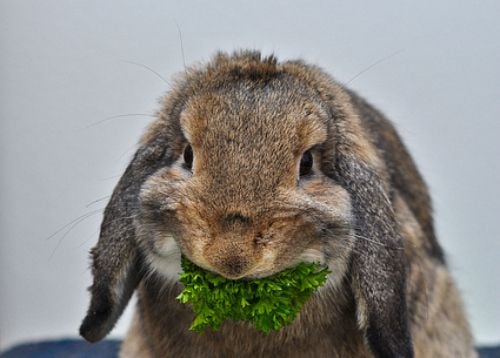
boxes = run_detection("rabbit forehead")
[180,85,328,152]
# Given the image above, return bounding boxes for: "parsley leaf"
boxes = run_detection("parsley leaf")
[176,256,330,333]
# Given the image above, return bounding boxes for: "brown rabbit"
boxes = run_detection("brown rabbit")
[80,51,476,357]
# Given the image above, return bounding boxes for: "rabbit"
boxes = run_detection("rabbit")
[79,50,476,357]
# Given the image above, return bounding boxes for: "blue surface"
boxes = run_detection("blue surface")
[479,346,500,358]
[0,339,120,358]
[1,339,499,357]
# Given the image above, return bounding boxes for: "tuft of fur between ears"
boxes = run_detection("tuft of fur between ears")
[177,256,330,333]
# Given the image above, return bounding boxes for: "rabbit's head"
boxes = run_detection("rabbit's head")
[80,51,412,357]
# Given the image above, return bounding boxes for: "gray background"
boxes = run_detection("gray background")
[1,0,499,350]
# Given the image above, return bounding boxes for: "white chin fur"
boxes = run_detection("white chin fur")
[298,248,326,264]
[147,238,182,281]
[298,248,346,291]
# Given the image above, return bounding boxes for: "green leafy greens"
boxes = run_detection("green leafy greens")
[176,256,330,333]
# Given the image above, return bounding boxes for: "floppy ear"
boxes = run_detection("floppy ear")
[334,144,413,355]
[80,141,171,342]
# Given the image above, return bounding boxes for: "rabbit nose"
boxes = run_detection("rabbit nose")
[208,252,253,280]
[222,255,248,278]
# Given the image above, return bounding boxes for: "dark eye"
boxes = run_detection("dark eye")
[299,150,313,177]
[183,145,193,170]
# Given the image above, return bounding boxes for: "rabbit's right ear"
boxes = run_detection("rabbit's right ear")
[80,141,171,342]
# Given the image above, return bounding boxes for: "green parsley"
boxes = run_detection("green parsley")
[176,256,330,333]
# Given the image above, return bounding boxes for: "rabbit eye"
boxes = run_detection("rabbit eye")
[299,150,313,177]
[183,145,193,170]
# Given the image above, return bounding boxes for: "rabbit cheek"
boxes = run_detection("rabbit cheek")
[297,179,354,279]
[253,215,323,278]
[169,204,217,273]
[300,178,352,212]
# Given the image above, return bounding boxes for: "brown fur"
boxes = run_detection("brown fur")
[80,51,476,357]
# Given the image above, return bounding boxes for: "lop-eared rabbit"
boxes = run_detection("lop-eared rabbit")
[80,51,476,357]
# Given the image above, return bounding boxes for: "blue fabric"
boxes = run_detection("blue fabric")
[1,339,499,357]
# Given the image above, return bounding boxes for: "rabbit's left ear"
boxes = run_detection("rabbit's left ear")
[332,120,413,357]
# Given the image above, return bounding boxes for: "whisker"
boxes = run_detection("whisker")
[117,143,139,160]
[48,209,104,260]
[175,21,187,71]
[101,213,140,227]
[85,113,155,129]
[345,48,404,85]
[77,229,100,248]
[74,212,141,250]
[352,233,405,250]
[45,209,103,241]
[349,233,389,247]
[99,174,122,181]
[122,60,171,86]
[85,195,111,208]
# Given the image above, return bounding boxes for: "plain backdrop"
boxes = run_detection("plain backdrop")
[1,0,499,351]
